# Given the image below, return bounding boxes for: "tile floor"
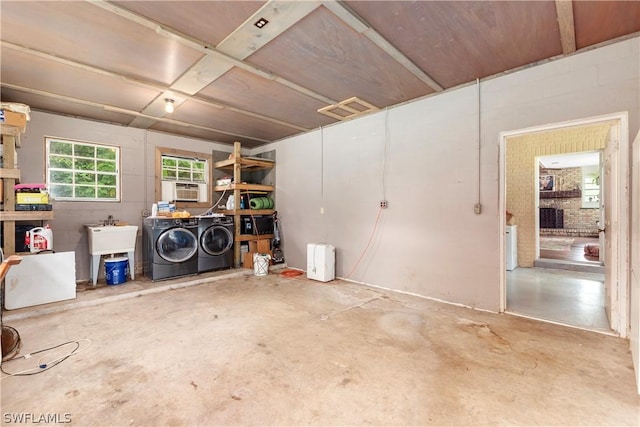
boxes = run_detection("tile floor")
[507,266,610,334]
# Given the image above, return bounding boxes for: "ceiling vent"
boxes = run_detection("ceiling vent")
[317,97,379,121]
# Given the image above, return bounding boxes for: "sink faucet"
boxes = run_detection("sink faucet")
[106,215,114,226]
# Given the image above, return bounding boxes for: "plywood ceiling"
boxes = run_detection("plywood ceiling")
[1,1,638,148]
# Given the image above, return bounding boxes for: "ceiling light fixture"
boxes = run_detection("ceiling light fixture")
[164,98,175,114]
[254,17,269,29]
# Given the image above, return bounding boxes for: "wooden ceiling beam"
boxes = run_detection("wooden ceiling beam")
[0,83,272,144]
[87,0,337,105]
[555,0,576,54]
[322,1,444,92]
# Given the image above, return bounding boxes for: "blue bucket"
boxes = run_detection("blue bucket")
[105,257,129,285]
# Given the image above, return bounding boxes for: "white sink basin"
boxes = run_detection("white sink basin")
[86,225,138,255]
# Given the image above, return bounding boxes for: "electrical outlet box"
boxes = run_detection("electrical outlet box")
[474,203,482,215]
[380,200,388,209]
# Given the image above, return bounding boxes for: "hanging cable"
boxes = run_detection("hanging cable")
[382,107,390,201]
[476,78,482,206]
[343,206,384,280]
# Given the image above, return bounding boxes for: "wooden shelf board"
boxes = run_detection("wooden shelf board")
[0,168,21,179]
[236,234,274,242]
[219,209,274,215]
[0,124,24,138]
[0,211,54,221]
[214,157,274,171]
[214,183,274,192]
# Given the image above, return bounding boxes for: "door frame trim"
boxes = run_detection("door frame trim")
[499,111,629,338]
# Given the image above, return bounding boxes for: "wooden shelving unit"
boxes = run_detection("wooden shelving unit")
[214,142,275,267]
[1,121,54,255]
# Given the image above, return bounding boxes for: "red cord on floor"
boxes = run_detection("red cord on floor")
[280,269,304,278]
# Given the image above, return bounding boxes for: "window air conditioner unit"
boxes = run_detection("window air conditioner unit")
[161,181,207,202]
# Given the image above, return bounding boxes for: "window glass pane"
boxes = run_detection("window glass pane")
[75,144,95,158]
[193,172,205,182]
[75,158,95,171]
[178,171,191,180]
[50,155,73,169]
[97,174,116,186]
[46,137,120,201]
[162,158,176,167]
[163,170,177,180]
[96,160,116,172]
[49,141,72,155]
[50,184,73,198]
[75,172,96,184]
[75,186,96,198]
[50,170,73,184]
[97,187,117,198]
[96,147,116,160]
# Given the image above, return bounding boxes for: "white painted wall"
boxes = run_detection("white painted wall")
[13,37,638,309]
[253,37,639,311]
[17,111,231,281]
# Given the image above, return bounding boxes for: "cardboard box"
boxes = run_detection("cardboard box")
[244,239,271,269]
[243,253,254,269]
[0,110,27,133]
[16,193,49,204]
[249,239,271,254]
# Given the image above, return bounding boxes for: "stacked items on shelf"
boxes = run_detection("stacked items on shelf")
[15,183,52,211]
[213,142,276,268]
[0,103,55,256]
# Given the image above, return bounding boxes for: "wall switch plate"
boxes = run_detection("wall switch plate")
[474,203,482,215]
[380,200,388,209]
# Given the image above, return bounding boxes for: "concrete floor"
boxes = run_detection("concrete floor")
[507,267,610,333]
[2,270,639,426]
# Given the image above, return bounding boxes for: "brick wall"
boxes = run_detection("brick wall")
[506,123,611,267]
[539,167,600,234]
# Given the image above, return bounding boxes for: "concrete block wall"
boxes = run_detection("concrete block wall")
[506,123,609,267]
[17,111,232,281]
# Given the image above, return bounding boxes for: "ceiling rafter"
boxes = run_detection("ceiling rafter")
[555,0,576,54]
[0,41,309,133]
[87,0,337,106]
[172,0,323,96]
[322,1,444,93]
[1,83,272,144]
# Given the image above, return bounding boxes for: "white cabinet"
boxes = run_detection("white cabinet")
[506,225,518,271]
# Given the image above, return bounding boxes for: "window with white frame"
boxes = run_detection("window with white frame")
[582,165,600,209]
[46,137,120,201]
[161,155,207,183]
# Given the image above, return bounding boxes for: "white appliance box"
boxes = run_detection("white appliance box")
[307,243,335,282]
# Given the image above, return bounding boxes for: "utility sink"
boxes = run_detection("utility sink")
[86,225,138,255]
[85,225,138,286]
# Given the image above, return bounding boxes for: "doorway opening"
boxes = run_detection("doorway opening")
[535,151,603,273]
[499,112,630,337]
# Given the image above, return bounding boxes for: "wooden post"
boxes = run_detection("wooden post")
[2,135,16,255]
[233,142,242,267]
